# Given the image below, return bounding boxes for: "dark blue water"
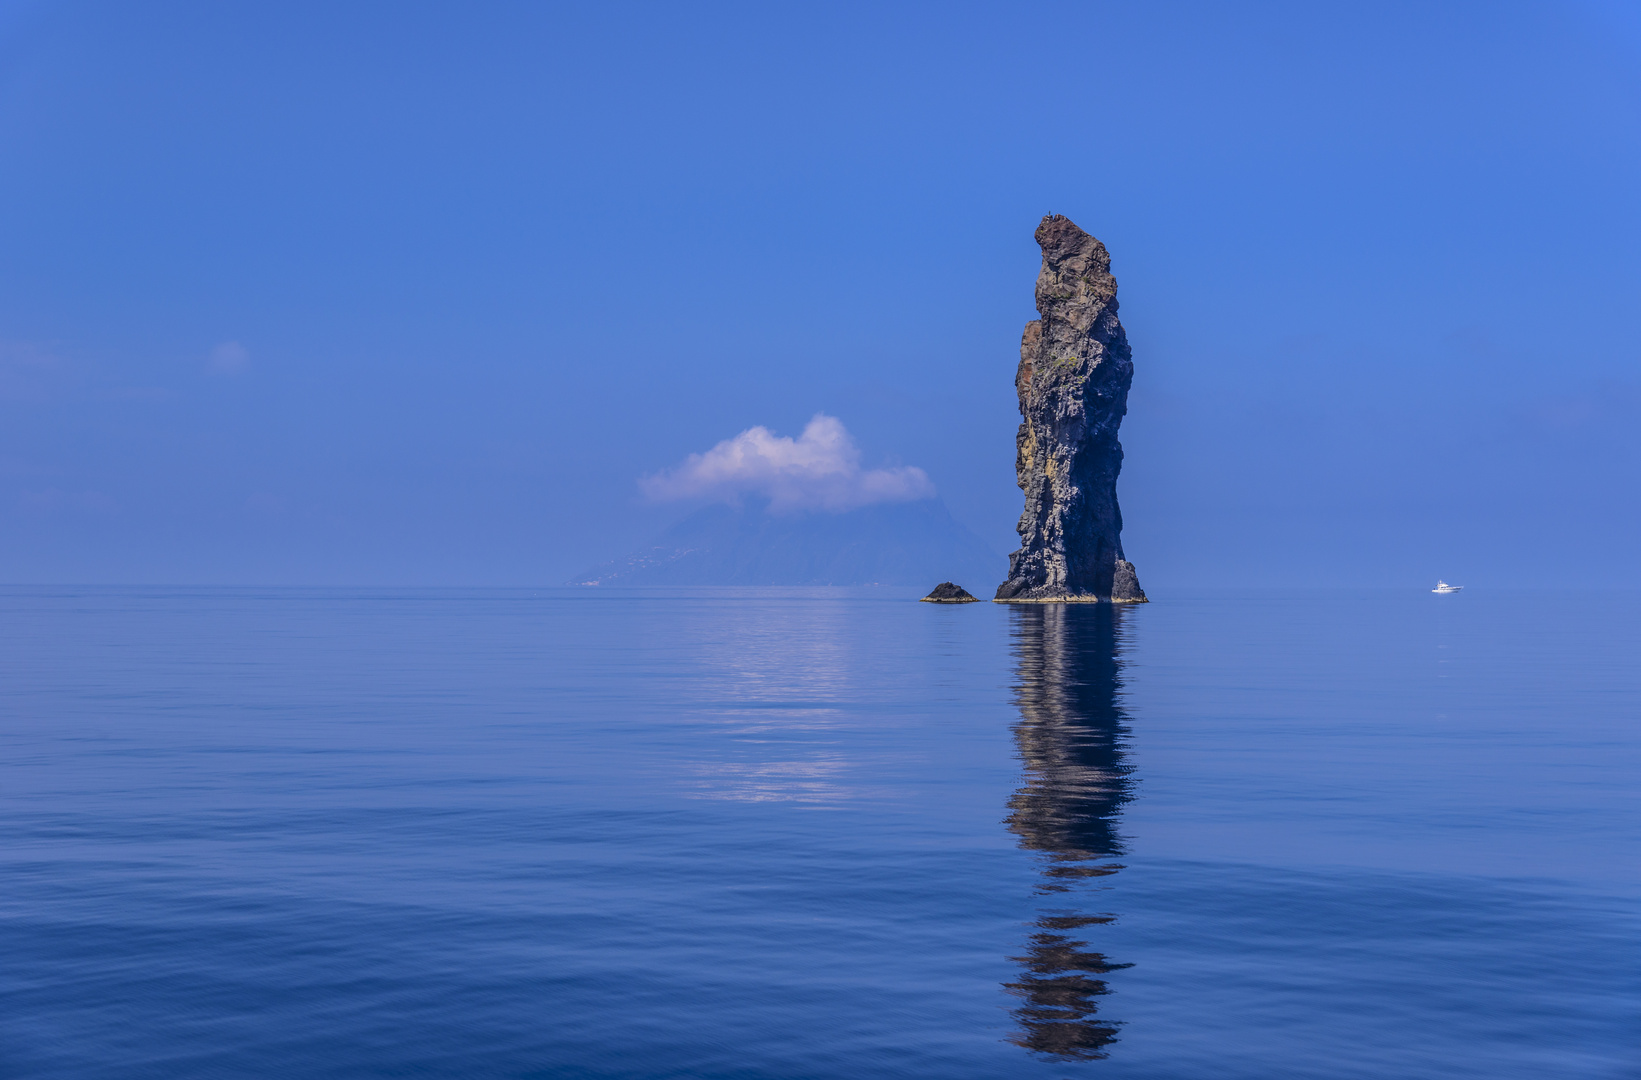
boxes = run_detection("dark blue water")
[2,587,1636,1078]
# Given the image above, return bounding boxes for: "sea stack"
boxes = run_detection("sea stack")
[995,215,1147,604]
[921,581,979,603]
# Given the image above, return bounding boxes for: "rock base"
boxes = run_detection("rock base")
[993,595,1143,604]
[1111,559,1148,603]
[993,563,1148,604]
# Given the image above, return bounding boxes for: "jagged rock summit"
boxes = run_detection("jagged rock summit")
[920,581,979,603]
[995,215,1147,604]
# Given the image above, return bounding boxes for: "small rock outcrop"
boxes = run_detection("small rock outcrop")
[921,581,979,603]
[995,215,1147,604]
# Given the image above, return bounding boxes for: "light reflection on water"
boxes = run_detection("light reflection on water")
[671,595,858,805]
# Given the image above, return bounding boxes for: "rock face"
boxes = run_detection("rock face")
[995,215,1147,604]
[920,581,979,603]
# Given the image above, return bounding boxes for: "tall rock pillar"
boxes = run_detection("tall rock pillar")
[995,215,1147,604]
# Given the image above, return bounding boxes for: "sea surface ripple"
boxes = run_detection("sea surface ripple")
[1,586,1635,1078]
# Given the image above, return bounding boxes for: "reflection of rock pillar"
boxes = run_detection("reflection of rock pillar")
[1004,604,1135,1061]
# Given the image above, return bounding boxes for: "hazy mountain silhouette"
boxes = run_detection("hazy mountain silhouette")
[573,498,1002,586]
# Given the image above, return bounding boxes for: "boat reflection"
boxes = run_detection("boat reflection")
[1004,603,1135,1060]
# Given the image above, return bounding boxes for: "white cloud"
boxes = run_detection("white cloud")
[206,341,251,374]
[640,414,935,512]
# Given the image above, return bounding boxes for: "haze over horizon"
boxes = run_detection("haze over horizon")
[1,0,1638,588]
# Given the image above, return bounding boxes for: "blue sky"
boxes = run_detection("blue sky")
[0,0,1637,586]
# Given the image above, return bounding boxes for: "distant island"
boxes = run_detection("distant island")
[995,215,1147,604]
[572,497,1001,587]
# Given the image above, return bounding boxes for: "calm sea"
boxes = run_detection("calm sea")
[1,586,1636,1078]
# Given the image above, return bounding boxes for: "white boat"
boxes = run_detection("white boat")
[1432,581,1463,594]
